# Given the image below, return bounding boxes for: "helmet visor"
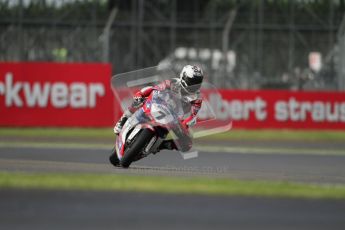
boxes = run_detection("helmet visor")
[181,73,203,94]
[181,82,202,94]
[182,72,203,86]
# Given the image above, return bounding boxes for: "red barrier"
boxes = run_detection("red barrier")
[0,62,114,127]
[198,90,345,130]
[112,88,345,130]
[1,63,344,129]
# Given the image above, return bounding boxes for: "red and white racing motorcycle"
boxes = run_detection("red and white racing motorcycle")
[109,89,190,168]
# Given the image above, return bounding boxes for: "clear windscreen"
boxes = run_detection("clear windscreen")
[111,66,175,111]
[111,66,232,157]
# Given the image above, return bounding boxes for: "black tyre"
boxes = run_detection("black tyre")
[109,147,120,167]
[120,128,154,168]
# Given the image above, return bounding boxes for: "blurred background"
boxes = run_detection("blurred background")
[1,0,345,91]
[1,1,345,230]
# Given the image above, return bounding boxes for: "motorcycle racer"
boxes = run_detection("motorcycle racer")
[114,65,204,152]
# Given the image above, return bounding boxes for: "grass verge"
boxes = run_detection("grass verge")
[1,128,345,141]
[1,171,345,199]
[0,128,113,139]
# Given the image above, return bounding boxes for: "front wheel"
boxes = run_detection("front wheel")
[120,128,155,168]
[109,147,120,167]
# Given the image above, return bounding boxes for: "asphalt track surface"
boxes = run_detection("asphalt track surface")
[1,144,345,229]
[1,189,345,230]
[0,145,345,184]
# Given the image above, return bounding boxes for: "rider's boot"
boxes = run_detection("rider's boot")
[114,113,129,135]
[159,139,192,153]
[158,140,178,151]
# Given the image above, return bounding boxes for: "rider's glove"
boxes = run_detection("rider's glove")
[132,95,145,108]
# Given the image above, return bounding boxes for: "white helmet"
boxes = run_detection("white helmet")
[179,65,203,94]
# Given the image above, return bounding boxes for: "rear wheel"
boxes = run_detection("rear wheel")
[120,128,154,168]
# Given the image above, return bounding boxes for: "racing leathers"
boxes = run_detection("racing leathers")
[114,78,202,152]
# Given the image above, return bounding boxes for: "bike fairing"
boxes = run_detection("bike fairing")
[129,78,202,127]
[115,88,191,160]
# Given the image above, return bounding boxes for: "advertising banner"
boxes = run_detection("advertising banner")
[112,88,345,130]
[1,63,344,130]
[198,90,345,130]
[0,62,113,127]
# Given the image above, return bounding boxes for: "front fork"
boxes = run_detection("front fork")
[143,127,168,155]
